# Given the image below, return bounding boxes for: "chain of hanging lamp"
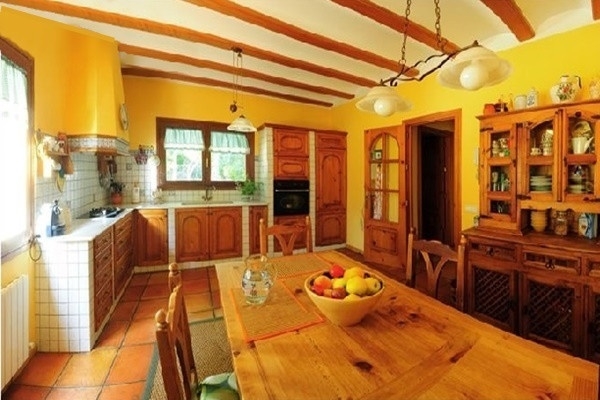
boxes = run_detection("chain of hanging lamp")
[229,47,243,113]
[382,0,479,87]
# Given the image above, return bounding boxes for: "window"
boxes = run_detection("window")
[157,118,254,190]
[1,37,34,259]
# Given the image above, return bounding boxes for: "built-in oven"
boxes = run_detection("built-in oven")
[273,179,309,216]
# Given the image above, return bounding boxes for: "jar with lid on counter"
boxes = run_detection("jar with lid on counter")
[554,211,568,236]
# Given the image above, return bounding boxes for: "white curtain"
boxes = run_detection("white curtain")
[209,131,250,154]
[165,128,204,150]
[0,54,30,253]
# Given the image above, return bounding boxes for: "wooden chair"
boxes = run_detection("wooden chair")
[259,215,313,256]
[406,228,466,311]
[155,263,238,400]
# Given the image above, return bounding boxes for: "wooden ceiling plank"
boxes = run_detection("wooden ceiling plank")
[3,0,377,88]
[479,0,534,42]
[121,66,334,107]
[186,0,403,72]
[119,44,354,99]
[330,0,461,53]
[593,0,600,20]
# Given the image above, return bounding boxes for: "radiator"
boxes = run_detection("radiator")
[1,275,29,390]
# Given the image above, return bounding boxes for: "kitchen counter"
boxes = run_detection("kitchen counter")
[40,200,268,241]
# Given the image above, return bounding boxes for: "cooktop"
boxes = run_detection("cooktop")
[78,206,125,219]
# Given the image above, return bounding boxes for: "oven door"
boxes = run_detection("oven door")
[273,180,309,216]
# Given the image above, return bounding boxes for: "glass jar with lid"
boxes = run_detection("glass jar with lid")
[554,211,568,236]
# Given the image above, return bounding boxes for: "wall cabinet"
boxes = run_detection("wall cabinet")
[94,228,113,330]
[113,212,133,297]
[135,209,168,266]
[478,99,600,234]
[175,207,242,262]
[249,205,268,255]
[273,128,309,179]
[315,131,347,246]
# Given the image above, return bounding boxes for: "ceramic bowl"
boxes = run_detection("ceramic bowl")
[304,271,384,326]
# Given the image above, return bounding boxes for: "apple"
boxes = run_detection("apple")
[344,293,362,301]
[329,264,345,278]
[345,276,368,296]
[331,287,347,299]
[311,284,325,296]
[313,275,332,290]
[331,277,347,289]
[365,277,382,295]
[344,266,365,280]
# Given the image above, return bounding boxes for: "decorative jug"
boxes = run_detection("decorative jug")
[550,75,581,104]
[571,136,594,154]
[241,254,277,305]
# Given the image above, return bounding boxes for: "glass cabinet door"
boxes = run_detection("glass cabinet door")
[521,110,559,202]
[562,105,599,202]
[479,121,518,230]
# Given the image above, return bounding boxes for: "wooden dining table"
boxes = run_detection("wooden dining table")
[215,250,599,400]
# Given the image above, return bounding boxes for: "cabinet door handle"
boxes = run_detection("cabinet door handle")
[545,259,555,270]
[486,247,494,256]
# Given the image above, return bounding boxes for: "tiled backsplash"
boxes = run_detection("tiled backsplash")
[35,151,257,223]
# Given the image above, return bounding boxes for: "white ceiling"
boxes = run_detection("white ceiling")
[2,0,599,108]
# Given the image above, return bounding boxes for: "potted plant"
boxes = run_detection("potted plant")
[236,178,262,201]
[110,181,125,205]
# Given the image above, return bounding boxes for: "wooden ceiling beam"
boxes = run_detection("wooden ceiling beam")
[479,0,534,41]
[330,0,460,53]
[121,66,334,107]
[119,44,354,99]
[185,0,413,74]
[2,0,377,88]
[592,0,600,20]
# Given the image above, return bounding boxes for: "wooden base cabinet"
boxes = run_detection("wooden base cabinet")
[175,207,242,262]
[135,209,168,266]
[315,211,346,246]
[94,228,113,330]
[113,212,133,297]
[464,227,599,359]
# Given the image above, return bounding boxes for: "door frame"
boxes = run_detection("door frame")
[403,109,462,247]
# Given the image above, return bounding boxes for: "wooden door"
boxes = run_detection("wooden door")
[316,147,346,212]
[363,125,407,267]
[175,208,209,262]
[209,207,242,260]
[135,209,168,266]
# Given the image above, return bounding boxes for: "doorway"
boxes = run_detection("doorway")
[406,110,460,248]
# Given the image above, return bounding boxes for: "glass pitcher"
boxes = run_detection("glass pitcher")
[241,254,277,305]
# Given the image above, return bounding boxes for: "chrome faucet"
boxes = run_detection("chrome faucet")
[202,185,216,202]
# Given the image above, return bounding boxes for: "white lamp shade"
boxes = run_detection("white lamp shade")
[437,43,511,90]
[355,85,411,116]
[227,115,257,132]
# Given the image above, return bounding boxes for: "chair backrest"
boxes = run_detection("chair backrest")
[168,262,182,292]
[406,227,466,311]
[259,215,313,256]
[155,284,197,400]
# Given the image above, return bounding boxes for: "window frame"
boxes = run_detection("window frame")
[156,117,255,190]
[0,36,35,260]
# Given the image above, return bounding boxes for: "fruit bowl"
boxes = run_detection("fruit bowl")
[304,270,384,326]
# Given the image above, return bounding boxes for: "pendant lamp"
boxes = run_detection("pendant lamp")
[227,48,257,132]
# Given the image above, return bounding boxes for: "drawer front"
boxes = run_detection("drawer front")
[94,229,113,253]
[316,133,346,149]
[468,237,517,263]
[94,281,113,330]
[274,157,309,179]
[585,256,600,278]
[94,256,112,293]
[522,246,581,275]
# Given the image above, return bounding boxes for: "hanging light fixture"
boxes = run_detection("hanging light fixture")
[227,47,257,132]
[356,0,511,116]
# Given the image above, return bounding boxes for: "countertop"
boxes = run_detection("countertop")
[39,200,268,242]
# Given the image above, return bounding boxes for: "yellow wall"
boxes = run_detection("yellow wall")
[123,76,333,149]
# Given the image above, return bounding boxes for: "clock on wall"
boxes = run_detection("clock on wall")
[119,103,129,130]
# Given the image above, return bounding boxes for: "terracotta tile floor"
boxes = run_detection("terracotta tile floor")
[3,267,222,400]
[3,248,446,400]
